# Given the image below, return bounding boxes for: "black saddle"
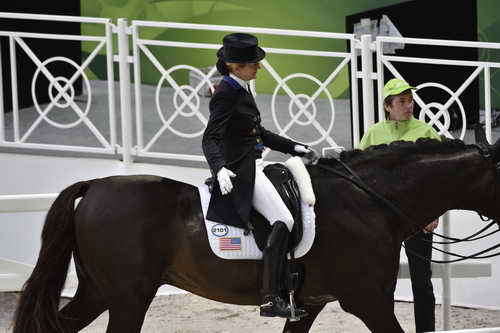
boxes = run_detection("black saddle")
[205,163,304,252]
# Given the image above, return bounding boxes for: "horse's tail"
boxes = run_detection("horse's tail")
[13,180,91,333]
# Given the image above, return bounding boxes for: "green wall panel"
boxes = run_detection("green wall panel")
[81,0,404,99]
[478,0,500,109]
[81,0,500,106]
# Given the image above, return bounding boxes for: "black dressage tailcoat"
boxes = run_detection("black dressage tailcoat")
[202,78,303,229]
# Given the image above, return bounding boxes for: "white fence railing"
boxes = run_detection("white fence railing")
[0,13,118,155]
[375,35,500,143]
[2,13,500,160]
[128,20,357,162]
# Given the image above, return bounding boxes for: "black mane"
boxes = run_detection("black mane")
[318,138,478,167]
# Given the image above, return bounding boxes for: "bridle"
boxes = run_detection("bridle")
[314,146,500,264]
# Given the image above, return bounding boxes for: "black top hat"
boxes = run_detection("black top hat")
[217,33,266,63]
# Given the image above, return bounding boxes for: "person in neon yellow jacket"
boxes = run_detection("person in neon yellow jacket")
[358,79,441,149]
[358,78,439,333]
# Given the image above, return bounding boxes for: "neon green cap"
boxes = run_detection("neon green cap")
[383,78,415,100]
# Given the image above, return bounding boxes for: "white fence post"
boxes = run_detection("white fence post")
[117,18,134,164]
[484,66,492,143]
[9,36,19,142]
[360,34,375,132]
[0,43,4,142]
[442,212,451,330]
[105,22,118,149]
[349,38,360,146]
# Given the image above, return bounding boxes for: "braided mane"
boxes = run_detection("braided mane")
[318,138,477,167]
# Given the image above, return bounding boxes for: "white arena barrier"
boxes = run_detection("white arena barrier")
[431,328,500,333]
[0,193,57,213]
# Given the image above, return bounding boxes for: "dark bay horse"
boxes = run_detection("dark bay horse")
[13,138,500,333]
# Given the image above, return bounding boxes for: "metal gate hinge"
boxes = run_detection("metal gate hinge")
[113,55,134,63]
[354,41,376,50]
[356,72,378,80]
[111,25,132,35]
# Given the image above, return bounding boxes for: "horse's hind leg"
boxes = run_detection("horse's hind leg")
[59,283,107,332]
[282,303,326,333]
[105,285,158,333]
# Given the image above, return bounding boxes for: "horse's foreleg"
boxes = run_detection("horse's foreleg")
[281,303,326,333]
[59,283,107,332]
[339,293,403,333]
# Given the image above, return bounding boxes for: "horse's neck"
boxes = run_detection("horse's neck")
[362,149,492,237]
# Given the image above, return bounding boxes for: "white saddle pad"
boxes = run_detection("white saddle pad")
[198,184,316,260]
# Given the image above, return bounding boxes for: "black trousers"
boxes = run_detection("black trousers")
[404,231,435,333]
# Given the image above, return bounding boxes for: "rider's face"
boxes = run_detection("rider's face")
[385,90,414,121]
[233,62,261,81]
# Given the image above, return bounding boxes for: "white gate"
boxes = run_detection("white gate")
[375,35,500,143]
[0,13,118,155]
[128,20,358,162]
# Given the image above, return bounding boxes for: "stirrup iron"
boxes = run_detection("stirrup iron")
[288,289,299,322]
[287,271,300,322]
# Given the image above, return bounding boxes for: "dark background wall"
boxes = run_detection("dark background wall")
[0,1,81,112]
[346,0,478,139]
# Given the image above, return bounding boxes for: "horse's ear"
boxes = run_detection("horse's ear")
[474,123,488,146]
[473,124,499,161]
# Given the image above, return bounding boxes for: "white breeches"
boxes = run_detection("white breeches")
[252,159,294,232]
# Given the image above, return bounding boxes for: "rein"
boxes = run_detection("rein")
[315,151,500,264]
[429,221,499,244]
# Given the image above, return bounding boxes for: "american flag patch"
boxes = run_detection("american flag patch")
[219,237,241,251]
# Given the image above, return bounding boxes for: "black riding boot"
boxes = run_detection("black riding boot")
[260,221,307,318]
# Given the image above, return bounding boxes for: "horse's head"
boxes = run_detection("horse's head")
[475,124,500,226]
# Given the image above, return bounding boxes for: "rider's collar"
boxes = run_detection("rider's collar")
[229,73,249,90]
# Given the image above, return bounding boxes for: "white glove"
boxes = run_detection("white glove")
[217,167,236,195]
[294,145,310,154]
[295,145,319,164]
